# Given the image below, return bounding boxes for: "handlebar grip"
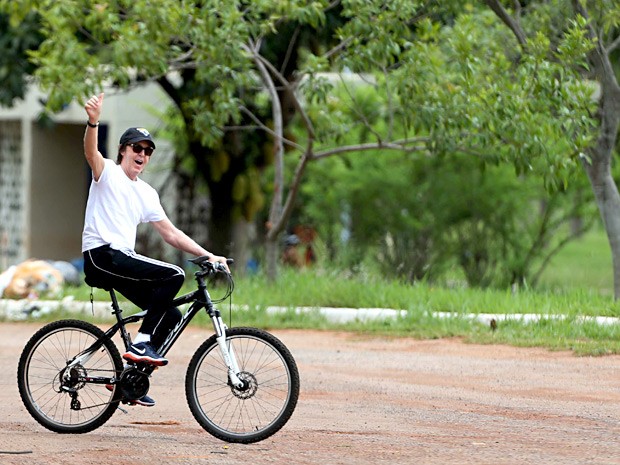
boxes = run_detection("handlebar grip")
[213,260,233,273]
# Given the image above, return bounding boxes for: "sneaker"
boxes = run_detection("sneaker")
[105,384,156,407]
[122,342,168,366]
[127,394,156,407]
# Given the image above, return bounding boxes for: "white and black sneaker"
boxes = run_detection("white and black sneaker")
[122,342,168,366]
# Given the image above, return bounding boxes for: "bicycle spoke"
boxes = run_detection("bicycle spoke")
[18,321,122,433]
[187,328,299,442]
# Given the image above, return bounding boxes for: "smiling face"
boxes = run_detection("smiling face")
[119,142,154,180]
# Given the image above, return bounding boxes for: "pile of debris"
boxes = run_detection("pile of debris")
[0,259,80,299]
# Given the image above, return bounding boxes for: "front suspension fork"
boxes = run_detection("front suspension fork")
[211,311,244,388]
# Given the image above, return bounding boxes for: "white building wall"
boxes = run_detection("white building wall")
[0,84,176,268]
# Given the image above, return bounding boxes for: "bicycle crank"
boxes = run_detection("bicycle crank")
[118,367,150,400]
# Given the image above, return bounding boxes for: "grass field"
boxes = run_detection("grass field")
[5,226,620,356]
[199,226,620,355]
[538,226,613,295]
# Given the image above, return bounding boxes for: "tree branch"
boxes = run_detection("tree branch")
[531,214,596,286]
[156,75,181,108]
[335,73,384,142]
[232,107,304,151]
[325,37,353,60]
[312,138,430,160]
[280,26,301,75]
[252,52,316,140]
[484,0,528,51]
[248,42,285,230]
[268,150,313,241]
[606,34,620,55]
[571,1,620,97]
[241,41,318,244]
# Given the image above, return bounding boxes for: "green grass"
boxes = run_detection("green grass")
[6,227,620,356]
[222,266,620,356]
[229,266,620,317]
[538,226,613,294]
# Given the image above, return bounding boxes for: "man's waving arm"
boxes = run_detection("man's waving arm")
[84,93,106,181]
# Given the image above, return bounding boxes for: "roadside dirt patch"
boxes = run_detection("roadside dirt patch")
[1,322,619,464]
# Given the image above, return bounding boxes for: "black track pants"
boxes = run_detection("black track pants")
[84,245,185,335]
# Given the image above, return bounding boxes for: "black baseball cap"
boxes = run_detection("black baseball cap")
[119,127,156,149]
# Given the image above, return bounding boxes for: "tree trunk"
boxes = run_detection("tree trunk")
[250,40,285,281]
[581,83,620,298]
[583,161,620,296]
[265,236,279,280]
[574,0,620,298]
[489,2,620,297]
[207,178,235,255]
[231,219,250,276]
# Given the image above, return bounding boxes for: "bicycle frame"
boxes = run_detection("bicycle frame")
[65,267,244,389]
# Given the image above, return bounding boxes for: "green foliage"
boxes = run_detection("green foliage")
[0,11,43,107]
[1,0,610,278]
[293,80,598,289]
[336,0,423,70]
[0,0,332,142]
[387,9,597,190]
[12,0,594,184]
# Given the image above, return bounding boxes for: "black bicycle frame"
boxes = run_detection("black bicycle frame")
[72,273,220,372]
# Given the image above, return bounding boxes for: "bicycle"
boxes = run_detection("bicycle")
[17,256,300,443]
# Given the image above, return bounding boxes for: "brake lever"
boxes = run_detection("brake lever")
[214,259,234,274]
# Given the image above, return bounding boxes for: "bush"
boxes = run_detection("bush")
[295,150,596,288]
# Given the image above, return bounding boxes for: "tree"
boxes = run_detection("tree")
[296,135,597,288]
[482,0,620,297]
[0,0,332,261]
[1,0,436,277]
[1,0,600,284]
[284,2,597,286]
[0,11,43,107]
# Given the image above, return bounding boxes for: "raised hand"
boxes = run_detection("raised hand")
[85,93,104,124]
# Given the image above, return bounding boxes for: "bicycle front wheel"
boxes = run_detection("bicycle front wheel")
[17,319,122,433]
[185,327,300,443]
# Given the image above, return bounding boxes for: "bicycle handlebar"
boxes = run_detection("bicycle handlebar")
[191,257,235,303]
[189,256,234,277]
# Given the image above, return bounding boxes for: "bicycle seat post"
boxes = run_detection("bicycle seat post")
[108,289,122,316]
[106,288,134,349]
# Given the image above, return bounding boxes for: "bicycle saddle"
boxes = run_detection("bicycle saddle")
[83,274,113,291]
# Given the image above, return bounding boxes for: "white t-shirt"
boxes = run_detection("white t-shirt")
[82,159,166,252]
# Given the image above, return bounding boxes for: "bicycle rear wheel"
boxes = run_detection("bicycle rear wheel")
[17,319,122,433]
[185,327,300,443]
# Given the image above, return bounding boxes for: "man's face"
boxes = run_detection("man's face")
[120,142,154,180]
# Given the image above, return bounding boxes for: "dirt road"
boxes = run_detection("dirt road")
[1,322,619,465]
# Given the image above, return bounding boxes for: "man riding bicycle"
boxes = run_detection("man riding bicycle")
[82,93,229,406]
